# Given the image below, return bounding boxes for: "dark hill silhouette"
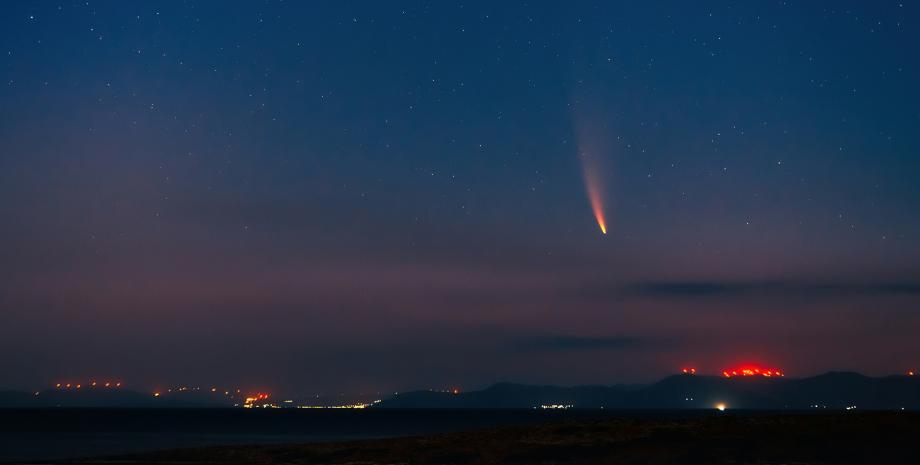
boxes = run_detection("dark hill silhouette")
[0,390,34,407]
[2,372,918,409]
[376,373,920,409]
[387,383,638,409]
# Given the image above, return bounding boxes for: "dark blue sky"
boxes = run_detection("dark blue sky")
[1,1,918,394]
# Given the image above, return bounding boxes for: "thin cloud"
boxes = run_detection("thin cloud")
[626,281,920,298]
[518,335,660,351]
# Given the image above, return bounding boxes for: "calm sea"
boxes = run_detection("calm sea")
[0,408,724,463]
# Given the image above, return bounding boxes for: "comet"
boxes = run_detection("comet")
[572,102,614,235]
[572,108,612,235]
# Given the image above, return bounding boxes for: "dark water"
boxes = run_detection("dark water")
[0,408,727,462]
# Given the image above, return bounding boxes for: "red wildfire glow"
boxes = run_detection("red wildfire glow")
[722,365,784,378]
[244,393,271,404]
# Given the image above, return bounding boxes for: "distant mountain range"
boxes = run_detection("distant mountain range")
[375,372,920,410]
[2,372,918,409]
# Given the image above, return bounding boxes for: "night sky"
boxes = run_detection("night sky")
[1,1,919,395]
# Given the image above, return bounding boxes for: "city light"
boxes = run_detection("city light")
[296,401,380,409]
[715,403,727,411]
[539,404,573,409]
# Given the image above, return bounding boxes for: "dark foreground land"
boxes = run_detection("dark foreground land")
[36,412,920,465]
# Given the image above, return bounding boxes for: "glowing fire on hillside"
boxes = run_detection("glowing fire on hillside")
[722,366,784,378]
